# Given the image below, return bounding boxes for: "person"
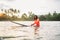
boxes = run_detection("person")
[31,15,40,35]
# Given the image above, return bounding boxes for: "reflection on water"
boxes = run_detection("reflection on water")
[0,21,60,40]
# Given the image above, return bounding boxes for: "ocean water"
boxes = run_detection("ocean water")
[0,21,60,40]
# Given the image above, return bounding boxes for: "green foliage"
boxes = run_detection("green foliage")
[57,13,60,21]
[39,15,46,21]
[21,13,28,21]
[0,10,60,21]
[28,11,35,21]
[45,12,53,21]
[39,11,60,21]
[52,11,58,21]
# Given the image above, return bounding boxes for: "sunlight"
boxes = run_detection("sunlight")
[0,0,60,15]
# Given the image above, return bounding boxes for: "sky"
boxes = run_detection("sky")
[0,0,60,16]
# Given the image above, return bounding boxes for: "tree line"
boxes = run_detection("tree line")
[39,11,60,21]
[0,8,60,21]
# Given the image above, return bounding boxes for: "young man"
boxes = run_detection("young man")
[31,15,40,34]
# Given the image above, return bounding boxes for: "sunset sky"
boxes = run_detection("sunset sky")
[0,0,60,15]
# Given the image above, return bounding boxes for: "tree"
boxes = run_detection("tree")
[0,8,20,21]
[21,13,28,20]
[1,9,3,12]
[56,13,60,21]
[28,11,35,21]
[8,8,20,16]
[46,12,53,21]
[53,11,57,21]
[39,15,46,21]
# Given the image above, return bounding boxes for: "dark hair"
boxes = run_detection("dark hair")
[34,15,38,20]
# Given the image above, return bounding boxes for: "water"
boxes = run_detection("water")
[0,21,60,40]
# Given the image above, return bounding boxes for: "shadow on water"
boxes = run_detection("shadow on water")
[55,34,60,40]
[0,37,33,40]
[55,34,60,36]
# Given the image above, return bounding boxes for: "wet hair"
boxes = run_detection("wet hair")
[34,15,38,20]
